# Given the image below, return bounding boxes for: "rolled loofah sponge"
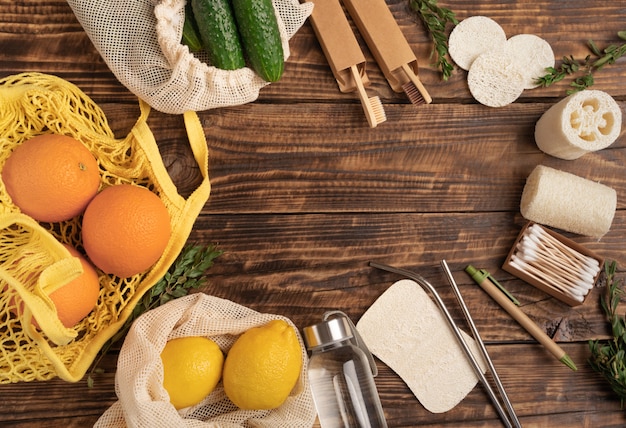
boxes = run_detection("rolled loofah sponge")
[535,90,622,160]
[520,165,617,238]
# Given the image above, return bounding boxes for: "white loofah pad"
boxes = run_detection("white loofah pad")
[467,48,526,107]
[508,34,555,89]
[356,279,485,414]
[449,16,507,71]
[450,15,556,107]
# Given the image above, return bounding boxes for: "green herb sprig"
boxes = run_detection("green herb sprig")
[87,243,223,387]
[536,31,626,94]
[589,261,626,407]
[407,0,458,81]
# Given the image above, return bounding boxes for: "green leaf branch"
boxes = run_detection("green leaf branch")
[407,0,459,81]
[87,243,223,387]
[536,30,626,94]
[589,261,626,407]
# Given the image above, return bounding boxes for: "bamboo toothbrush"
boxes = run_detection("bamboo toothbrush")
[342,0,432,105]
[349,65,386,128]
[305,0,386,127]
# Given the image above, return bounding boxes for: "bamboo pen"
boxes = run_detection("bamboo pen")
[465,265,577,371]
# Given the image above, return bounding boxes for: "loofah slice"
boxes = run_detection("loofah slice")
[507,34,555,89]
[448,16,507,71]
[467,48,526,107]
[356,279,485,414]
[534,89,622,159]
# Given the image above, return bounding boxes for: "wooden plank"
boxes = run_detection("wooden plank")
[2,1,626,102]
[1,0,625,426]
[0,343,623,427]
[93,102,625,216]
[188,211,623,340]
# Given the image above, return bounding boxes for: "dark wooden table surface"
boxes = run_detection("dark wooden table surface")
[1,0,626,426]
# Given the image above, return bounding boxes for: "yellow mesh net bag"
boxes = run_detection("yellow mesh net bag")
[0,72,211,383]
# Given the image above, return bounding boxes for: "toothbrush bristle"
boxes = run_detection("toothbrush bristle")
[402,81,426,105]
[369,96,387,125]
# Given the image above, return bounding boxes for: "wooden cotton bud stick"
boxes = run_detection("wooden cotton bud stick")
[510,255,586,302]
[514,246,594,292]
[528,224,600,271]
[524,233,600,282]
[516,239,596,286]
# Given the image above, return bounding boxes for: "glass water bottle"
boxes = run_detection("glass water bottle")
[303,311,388,428]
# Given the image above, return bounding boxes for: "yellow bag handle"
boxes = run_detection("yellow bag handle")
[0,213,83,346]
[130,99,211,213]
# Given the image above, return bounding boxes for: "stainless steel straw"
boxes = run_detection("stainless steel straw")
[369,261,519,428]
[441,259,522,428]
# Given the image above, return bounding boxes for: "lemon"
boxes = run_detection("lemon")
[223,319,302,410]
[160,336,224,410]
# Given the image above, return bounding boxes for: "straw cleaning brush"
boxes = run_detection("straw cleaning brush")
[341,0,432,105]
[305,0,386,127]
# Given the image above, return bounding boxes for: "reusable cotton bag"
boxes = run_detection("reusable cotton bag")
[67,0,313,114]
[95,293,316,427]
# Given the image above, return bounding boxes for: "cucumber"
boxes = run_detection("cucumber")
[232,0,284,82]
[191,0,245,70]
[181,5,203,52]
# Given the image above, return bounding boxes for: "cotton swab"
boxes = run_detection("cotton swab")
[510,254,586,297]
[509,256,585,303]
[506,223,604,305]
[526,227,600,272]
[513,250,592,295]
[528,225,600,270]
[518,233,597,281]
[515,242,593,295]
[516,242,595,287]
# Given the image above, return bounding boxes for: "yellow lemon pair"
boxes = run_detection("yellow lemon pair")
[160,319,302,411]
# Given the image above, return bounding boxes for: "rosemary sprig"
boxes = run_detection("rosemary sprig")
[87,243,223,387]
[536,30,626,94]
[588,261,626,407]
[407,0,459,81]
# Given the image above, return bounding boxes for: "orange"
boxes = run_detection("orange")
[8,244,101,329]
[2,134,100,222]
[81,184,171,278]
[45,244,101,328]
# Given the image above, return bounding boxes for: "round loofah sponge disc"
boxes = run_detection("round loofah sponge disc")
[449,16,507,71]
[467,48,526,107]
[507,34,555,89]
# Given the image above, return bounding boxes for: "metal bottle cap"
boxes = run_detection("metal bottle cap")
[303,316,354,350]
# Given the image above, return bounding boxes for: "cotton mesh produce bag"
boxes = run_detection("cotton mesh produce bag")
[66,0,313,114]
[95,293,316,427]
[0,72,211,383]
